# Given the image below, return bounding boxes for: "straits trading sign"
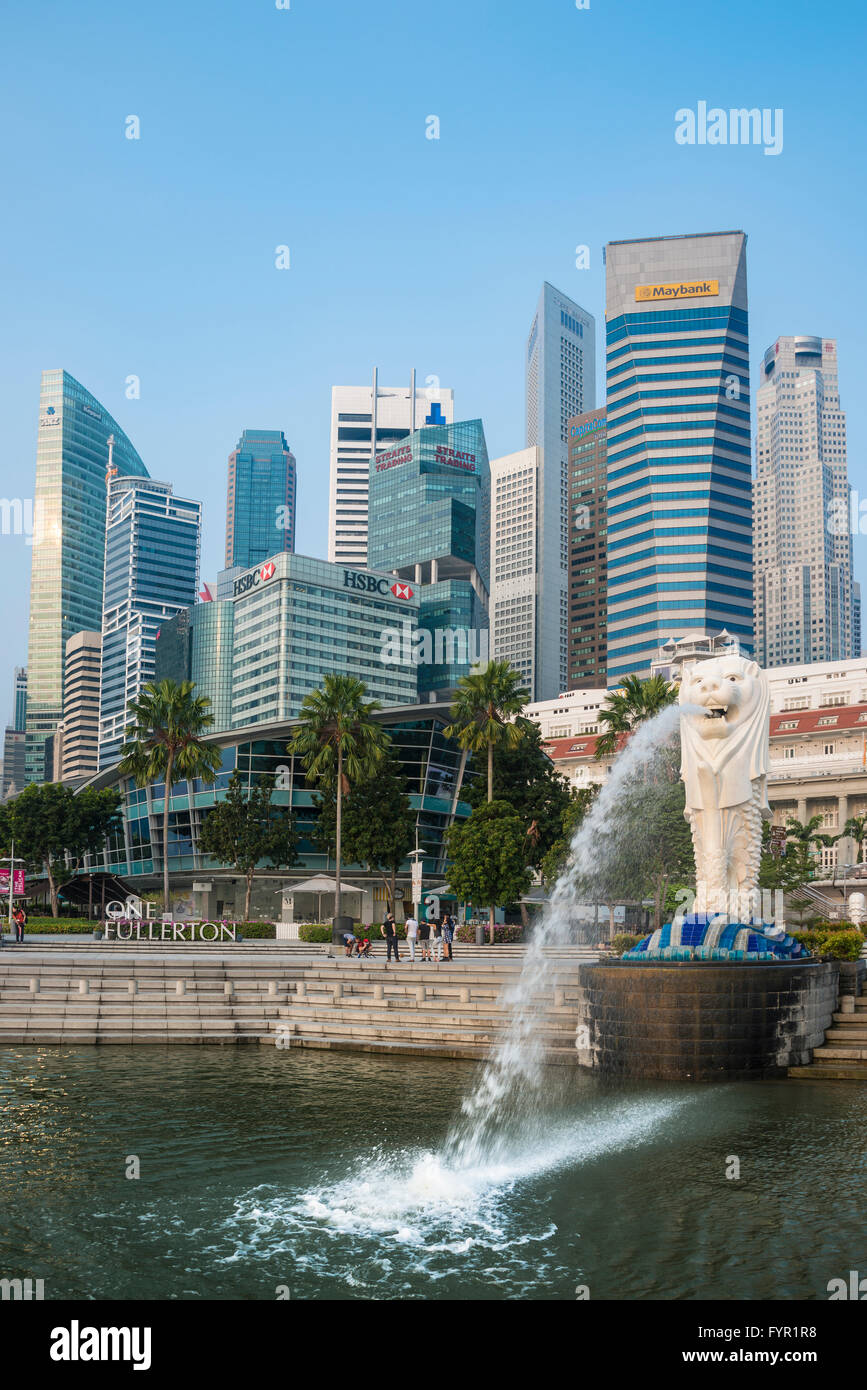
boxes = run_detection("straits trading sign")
[635,279,719,303]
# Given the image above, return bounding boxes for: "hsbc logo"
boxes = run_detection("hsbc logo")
[233,560,279,597]
[342,569,415,600]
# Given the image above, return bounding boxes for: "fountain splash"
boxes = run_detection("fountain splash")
[444,702,687,1171]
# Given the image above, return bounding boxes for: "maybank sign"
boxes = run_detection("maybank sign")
[635,280,719,303]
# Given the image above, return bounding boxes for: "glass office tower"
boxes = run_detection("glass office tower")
[225,430,296,570]
[604,232,754,680]
[368,419,490,697]
[25,370,149,783]
[99,478,201,768]
[525,283,596,697]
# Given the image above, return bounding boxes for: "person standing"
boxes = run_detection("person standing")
[405,912,419,962]
[431,913,443,962]
[418,912,431,962]
[443,912,454,962]
[12,906,26,944]
[381,912,400,963]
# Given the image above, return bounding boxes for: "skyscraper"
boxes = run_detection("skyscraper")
[25,370,148,783]
[368,419,489,697]
[489,447,551,699]
[567,409,608,687]
[11,668,27,732]
[604,232,754,680]
[99,477,201,768]
[225,430,296,570]
[754,336,857,666]
[60,631,102,782]
[328,372,454,566]
[525,284,596,696]
[1,667,27,800]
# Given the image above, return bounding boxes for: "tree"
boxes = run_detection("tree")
[595,674,677,759]
[288,674,387,923]
[540,786,599,890]
[784,815,837,883]
[118,679,223,913]
[315,752,413,913]
[5,783,122,917]
[464,721,575,868]
[443,660,530,805]
[843,815,867,865]
[199,771,298,919]
[445,800,532,938]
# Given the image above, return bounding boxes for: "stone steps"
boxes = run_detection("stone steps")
[0,948,585,1052]
[789,982,867,1081]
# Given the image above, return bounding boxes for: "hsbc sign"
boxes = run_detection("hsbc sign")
[342,569,414,600]
[233,560,278,597]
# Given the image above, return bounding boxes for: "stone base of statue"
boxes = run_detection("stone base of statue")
[623,912,809,963]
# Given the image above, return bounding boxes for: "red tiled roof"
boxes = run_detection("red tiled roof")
[543,704,867,764]
[544,732,627,761]
[770,704,867,736]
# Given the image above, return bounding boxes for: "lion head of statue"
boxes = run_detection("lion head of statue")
[679,654,764,743]
[678,654,771,811]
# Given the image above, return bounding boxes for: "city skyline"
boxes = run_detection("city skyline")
[2,0,865,729]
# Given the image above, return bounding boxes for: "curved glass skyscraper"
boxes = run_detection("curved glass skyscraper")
[25,370,148,783]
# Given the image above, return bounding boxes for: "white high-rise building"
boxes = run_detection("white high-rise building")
[755,336,857,667]
[327,372,454,566]
[490,446,562,701]
[525,284,595,697]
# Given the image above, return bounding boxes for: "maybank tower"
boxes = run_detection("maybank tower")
[604,232,753,680]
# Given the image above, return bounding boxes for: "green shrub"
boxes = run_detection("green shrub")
[818,930,864,962]
[454,925,524,944]
[230,922,276,938]
[790,930,823,955]
[610,933,643,955]
[19,919,94,934]
[297,924,332,943]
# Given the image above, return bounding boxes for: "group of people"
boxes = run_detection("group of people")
[342,910,458,962]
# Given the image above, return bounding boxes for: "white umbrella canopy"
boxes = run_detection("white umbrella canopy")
[277,876,369,925]
[278,876,369,895]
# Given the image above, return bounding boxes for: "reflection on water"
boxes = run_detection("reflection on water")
[0,1047,865,1300]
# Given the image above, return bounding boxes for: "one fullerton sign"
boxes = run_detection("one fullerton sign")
[104,897,236,942]
[635,279,719,302]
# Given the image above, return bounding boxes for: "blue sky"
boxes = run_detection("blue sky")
[1,0,864,727]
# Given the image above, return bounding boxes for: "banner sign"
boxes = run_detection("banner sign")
[0,869,26,895]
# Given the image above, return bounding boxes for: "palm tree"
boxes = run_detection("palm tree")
[288,675,387,925]
[843,815,867,865]
[444,660,530,804]
[118,680,223,914]
[594,674,677,759]
[784,815,839,882]
[443,661,530,941]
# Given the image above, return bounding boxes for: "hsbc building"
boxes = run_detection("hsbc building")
[208,552,420,725]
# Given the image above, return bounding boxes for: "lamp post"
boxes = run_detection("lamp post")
[0,841,25,939]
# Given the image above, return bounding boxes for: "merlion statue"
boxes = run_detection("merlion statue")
[678,654,771,923]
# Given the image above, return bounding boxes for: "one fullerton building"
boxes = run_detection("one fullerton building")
[604,232,753,681]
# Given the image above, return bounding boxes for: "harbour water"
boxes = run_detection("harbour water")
[1,1046,864,1301]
